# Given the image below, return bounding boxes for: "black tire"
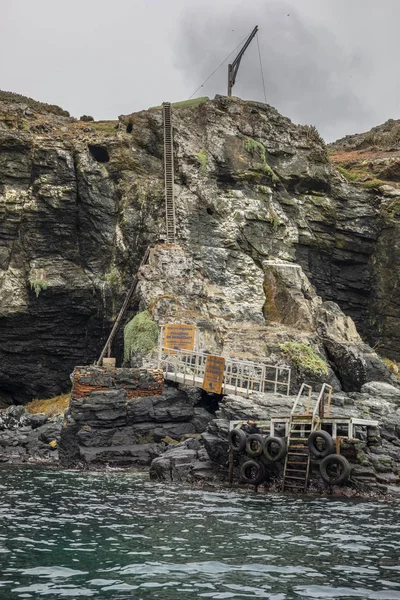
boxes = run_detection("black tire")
[229,428,247,452]
[308,430,334,459]
[240,460,266,485]
[245,434,265,457]
[263,436,287,462]
[320,455,351,486]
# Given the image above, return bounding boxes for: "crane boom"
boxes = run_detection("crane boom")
[228,25,258,96]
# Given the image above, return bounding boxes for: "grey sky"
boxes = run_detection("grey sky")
[1,0,399,141]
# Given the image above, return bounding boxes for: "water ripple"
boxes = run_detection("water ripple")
[0,468,399,599]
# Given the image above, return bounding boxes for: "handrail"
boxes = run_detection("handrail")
[313,383,333,418]
[290,383,313,415]
[158,347,291,397]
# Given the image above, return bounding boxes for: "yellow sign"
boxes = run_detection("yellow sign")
[203,355,225,395]
[164,323,196,353]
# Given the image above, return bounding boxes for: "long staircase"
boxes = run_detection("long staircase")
[162,103,176,243]
[282,383,332,492]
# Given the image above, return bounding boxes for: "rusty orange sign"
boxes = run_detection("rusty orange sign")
[164,323,196,353]
[203,355,225,394]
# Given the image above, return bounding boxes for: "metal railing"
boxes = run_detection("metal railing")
[158,348,291,397]
[290,383,313,415]
[313,383,333,418]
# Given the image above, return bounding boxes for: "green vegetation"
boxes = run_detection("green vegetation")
[337,165,358,181]
[244,137,279,183]
[80,115,94,122]
[256,185,270,195]
[29,271,48,298]
[280,342,328,375]
[197,150,208,174]
[123,310,159,362]
[90,121,118,134]
[336,165,385,190]
[303,124,326,146]
[383,198,400,221]
[149,97,209,110]
[0,90,69,116]
[361,178,385,189]
[103,266,122,287]
[25,393,70,417]
[268,205,280,230]
[382,357,400,382]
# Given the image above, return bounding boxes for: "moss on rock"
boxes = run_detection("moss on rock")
[123,310,159,362]
[280,342,328,375]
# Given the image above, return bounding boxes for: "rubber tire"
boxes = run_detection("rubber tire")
[319,454,351,486]
[240,460,266,485]
[308,430,335,459]
[263,436,287,462]
[245,434,265,457]
[229,428,247,452]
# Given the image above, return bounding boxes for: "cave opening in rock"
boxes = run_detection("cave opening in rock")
[207,207,214,215]
[88,144,110,163]
[126,122,133,134]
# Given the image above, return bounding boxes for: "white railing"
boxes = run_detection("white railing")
[290,383,313,415]
[312,383,333,418]
[157,348,291,397]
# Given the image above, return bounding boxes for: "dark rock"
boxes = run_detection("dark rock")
[201,432,229,466]
[361,381,400,402]
[324,341,392,391]
[70,390,127,428]
[80,443,161,467]
[23,413,48,429]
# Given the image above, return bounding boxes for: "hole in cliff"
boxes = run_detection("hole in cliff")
[126,122,133,134]
[206,207,214,215]
[88,144,109,163]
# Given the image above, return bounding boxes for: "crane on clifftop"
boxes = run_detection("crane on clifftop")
[227,25,259,96]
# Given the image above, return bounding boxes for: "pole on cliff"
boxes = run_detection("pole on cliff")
[96,246,151,366]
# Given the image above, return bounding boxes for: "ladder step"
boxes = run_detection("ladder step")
[284,476,307,480]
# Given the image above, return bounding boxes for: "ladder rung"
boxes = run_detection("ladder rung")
[284,476,306,480]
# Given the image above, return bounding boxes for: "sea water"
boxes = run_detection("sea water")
[0,467,399,599]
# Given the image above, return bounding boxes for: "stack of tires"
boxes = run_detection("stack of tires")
[229,428,351,487]
[229,429,287,486]
[308,430,351,486]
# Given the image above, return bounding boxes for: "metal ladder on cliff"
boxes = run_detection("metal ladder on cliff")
[163,102,176,243]
[282,383,332,492]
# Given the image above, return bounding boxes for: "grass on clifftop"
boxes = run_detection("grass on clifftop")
[280,342,328,375]
[124,310,159,362]
[149,97,209,110]
[0,90,70,117]
[25,393,70,417]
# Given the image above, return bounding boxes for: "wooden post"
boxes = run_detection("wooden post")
[228,447,234,486]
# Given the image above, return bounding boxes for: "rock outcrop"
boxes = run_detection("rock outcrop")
[0,92,399,403]
[150,381,400,495]
[0,405,61,464]
[59,366,214,468]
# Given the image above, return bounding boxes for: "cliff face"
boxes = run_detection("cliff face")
[0,93,398,403]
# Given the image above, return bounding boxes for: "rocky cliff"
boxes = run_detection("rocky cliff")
[0,92,399,403]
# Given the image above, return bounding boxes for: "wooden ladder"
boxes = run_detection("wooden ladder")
[162,102,176,243]
[282,414,317,492]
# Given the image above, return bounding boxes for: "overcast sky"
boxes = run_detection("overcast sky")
[1,0,399,141]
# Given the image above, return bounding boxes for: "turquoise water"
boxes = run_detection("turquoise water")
[0,468,400,599]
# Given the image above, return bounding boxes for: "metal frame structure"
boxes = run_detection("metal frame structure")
[158,346,291,397]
